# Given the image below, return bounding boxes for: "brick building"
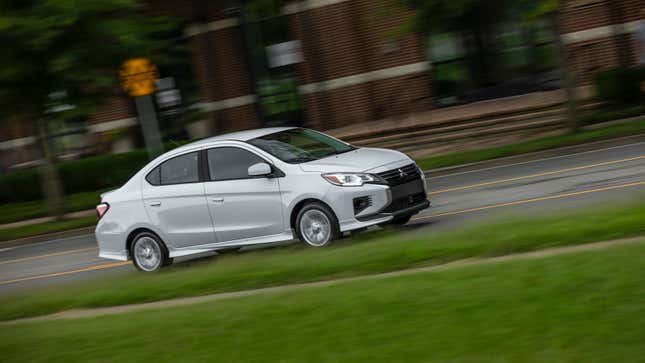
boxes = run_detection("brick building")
[0,0,643,171]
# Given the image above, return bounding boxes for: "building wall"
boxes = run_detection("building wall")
[561,0,643,84]
[289,0,432,129]
[183,0,433,131]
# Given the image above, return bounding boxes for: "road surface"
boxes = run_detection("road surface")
[1,141,644,293]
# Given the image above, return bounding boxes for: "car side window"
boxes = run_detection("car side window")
[146,166,161,185]
[157,152,200,185]
[207,147,265,181]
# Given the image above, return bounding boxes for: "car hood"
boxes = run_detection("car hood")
[298,147,412,173]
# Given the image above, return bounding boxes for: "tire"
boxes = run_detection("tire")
[385,215,412,226]
[130,232,172,272]
[295,202,340,247]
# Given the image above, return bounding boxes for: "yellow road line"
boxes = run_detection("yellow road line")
[428,155,645,195]
[415,180,645,221]
[0,247,97,266]
[0,261,131,286]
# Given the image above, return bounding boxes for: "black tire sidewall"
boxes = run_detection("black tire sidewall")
[295,202,340,247]
[131,232,170,272]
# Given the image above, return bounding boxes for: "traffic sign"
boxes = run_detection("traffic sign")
[120,58,159,97]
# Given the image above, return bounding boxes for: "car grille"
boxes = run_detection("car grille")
[381,191,427,213]
[376,163,421,186]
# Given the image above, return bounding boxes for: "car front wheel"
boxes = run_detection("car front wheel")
[296,202,340,247]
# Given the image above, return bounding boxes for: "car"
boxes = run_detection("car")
[95,127,430,271]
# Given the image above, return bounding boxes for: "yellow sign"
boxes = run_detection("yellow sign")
[119,58,159,97]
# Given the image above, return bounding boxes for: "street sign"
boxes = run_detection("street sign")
[119,58,159,97]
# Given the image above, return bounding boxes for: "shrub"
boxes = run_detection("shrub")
[595,67,642,106]
[0,150,149,204]
[0,140,192,204]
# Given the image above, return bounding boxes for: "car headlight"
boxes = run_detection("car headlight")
[321,173,384,187]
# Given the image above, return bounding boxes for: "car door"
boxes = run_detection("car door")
[204,146,285,243]
[142,151,216,248]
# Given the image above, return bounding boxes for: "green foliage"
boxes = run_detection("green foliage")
[0,190,105,224]
[595,67,643,106]
[0,139,189,204]
[0,0,179,124]
[0,150,148,204]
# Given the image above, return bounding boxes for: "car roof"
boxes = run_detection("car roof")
[173,126,297,152]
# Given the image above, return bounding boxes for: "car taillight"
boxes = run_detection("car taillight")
[96,203,109,219]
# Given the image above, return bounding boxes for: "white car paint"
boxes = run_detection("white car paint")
[95,127,429,263]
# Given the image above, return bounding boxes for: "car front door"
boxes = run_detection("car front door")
[142,151,216,248]
[204,146,285,243]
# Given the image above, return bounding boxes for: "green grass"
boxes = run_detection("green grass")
[0,190,105,225]
[2,240,644,363]
[1,200,644,322]
[415,117,645,170]
[579,105,644,125]
[0,216,96,242]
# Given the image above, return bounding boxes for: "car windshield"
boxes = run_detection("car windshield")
[248,128,355,164]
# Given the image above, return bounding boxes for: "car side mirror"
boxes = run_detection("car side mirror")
[248,162,272,177]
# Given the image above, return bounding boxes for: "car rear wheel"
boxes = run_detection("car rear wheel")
[296,202,340,247]
[131,232,172,272]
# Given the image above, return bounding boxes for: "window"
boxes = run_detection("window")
[158,152,199,185]
[146,166,161,185]
[207,147,265,181]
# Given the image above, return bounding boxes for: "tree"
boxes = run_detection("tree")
[0,0,178,219]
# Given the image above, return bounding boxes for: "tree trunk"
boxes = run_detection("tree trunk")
[552,12,578,133]
[37,117,64,220]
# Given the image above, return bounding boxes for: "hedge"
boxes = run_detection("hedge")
[595,67,643,106]
[0,150,150,204]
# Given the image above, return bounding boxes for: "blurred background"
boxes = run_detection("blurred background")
[0,0,643,225]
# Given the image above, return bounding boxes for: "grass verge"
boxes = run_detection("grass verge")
[415,117,645,170]
[2,240,644,362]
[0,216,95,242]
[1,200,644,321]
[0,190,104,225]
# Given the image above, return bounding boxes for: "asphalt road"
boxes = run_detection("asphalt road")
[1,141,644,293]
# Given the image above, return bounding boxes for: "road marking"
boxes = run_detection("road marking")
[415,180,645,221]
[0,261,131,286]
[427,141,645,180]
[429,155,645,195]
[0,247,97,266]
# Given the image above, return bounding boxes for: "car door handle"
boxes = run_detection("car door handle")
[149,201,161,207]
[212,197,224,203]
